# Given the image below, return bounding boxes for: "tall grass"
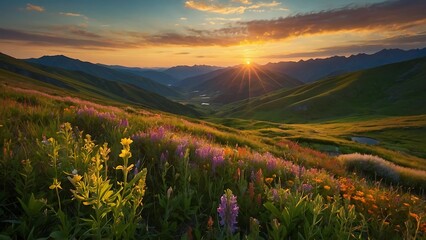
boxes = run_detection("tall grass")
[339,153,426,190]
[0,86,425,239]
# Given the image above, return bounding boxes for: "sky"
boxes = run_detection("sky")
[0,0,425,67]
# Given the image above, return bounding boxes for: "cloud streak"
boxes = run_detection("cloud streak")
[59,12,89,20]
[262,33,426,59]
[0,28,121,49]
[185,0,280,14]
[26,3,44,12]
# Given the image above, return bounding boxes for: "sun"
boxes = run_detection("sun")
[245,60,251,65]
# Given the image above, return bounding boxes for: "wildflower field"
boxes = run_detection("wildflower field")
[0,86,425,239]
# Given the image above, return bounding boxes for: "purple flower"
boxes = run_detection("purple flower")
[119,118,129,128]
[212,155,224,173]
[217,189,239,234]
[150,126,166,142]
[301,183,313,193]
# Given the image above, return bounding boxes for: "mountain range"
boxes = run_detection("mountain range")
[265,48,426,83]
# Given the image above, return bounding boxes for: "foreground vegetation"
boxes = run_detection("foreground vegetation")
[0,85,425,239]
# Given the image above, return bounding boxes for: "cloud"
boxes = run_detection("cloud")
[26,3,44,12]
[262,33,426,59]
[3,0,426,50]
[0,27,120,49]
[241,0,426,41]
[60,12,89,20]
[180,17,188,21]
[206,17,241,21]
[168,0,426,46]
[185,0,281,14]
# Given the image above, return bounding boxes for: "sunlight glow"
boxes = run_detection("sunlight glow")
[246,60,251,65]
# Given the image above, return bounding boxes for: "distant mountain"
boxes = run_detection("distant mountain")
[164,65,222,80]
[104,65,180,86]
[220,57,426,122]
[176,67,231,89]
[0,53,199,116]
[25,55,181,98]
[191,64,303,104]
[265,48,426,83]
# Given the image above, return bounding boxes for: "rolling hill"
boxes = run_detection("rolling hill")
[219,57,426,122]
[265,48,426,83]
[0,53,199,116]
[190,64,303,104]
[25,55,182,98]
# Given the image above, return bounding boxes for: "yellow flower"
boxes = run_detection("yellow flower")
[49,178,62,190]
[119,149,132,158]
[120,138,133,147]
[72,174,82,183]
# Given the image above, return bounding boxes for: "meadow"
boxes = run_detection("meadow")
[1,84,425,239]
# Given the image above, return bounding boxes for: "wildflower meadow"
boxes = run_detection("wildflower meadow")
[0,87,425,239]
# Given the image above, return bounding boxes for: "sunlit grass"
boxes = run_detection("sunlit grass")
[0,86,425,239]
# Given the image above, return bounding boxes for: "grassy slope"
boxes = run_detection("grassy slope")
[0,84,425,239]
[0,53,199,117]
[209,115,426,171]
[219,57,426,122]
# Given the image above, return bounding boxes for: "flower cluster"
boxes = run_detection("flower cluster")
[217,189,239,234]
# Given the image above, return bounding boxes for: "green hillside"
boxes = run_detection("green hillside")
[219,57,426,122]
[26,55,182,98]
[0,53,199,117]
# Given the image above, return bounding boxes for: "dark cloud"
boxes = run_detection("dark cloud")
[0,28,122,49]
[241,0,426,41]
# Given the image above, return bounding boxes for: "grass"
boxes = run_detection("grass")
[209,115,426,172]
[0,83,425,239]
[339,153,426,189]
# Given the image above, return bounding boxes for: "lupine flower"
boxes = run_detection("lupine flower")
[301,183,313,192]
[217,189,239,234]
[212,155,224,173]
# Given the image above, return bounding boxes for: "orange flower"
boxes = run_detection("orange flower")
[409,212,419,220]
[313,178,323,183]
[265,178,273,184]
[403,203,410,207]
[207,216,214,230]
[323,185,331,190]
[356,191,364,197]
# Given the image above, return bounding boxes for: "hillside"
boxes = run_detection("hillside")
[25,55,182,98]
[191,64,303,104]
[220,57,426,122]
[0,53,199,116]
[265,48,426,83]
